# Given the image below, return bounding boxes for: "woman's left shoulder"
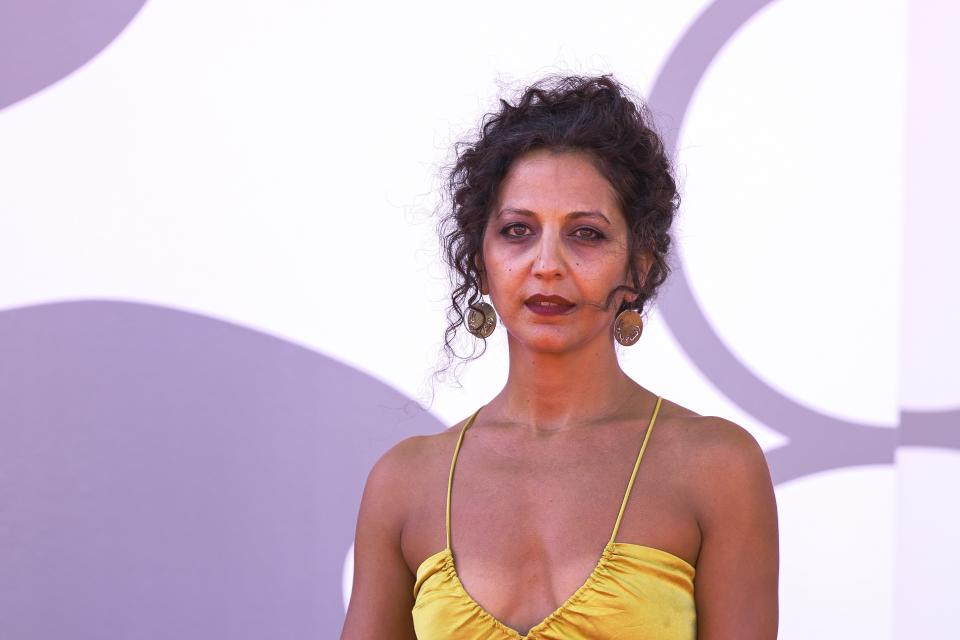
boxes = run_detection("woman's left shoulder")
[657,401,780,636]
[656,398,766,465]
[653,398,773,506]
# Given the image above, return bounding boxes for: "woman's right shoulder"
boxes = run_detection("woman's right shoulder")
[361,418,469,506]
[345,421,470,639]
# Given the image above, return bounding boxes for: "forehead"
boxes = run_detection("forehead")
[494,148,622,220]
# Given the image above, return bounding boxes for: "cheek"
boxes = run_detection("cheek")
[482,237,521,270]
[479,243,518,289]
[583,262,633,301]
[486,256,520,289]
[575,249,627,278]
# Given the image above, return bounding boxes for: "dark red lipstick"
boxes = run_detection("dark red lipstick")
[524,294,575,316]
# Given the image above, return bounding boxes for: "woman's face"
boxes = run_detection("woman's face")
[479,148,645,354]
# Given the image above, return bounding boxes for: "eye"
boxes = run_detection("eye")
[500,223,531,238]
[572,227,605,241]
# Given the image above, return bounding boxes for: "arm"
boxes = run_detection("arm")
[340,439,421,640]
[692,419,780,639]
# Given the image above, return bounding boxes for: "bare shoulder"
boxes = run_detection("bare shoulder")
[341,416,476,638]
[653,398,773,519]
[655,402,780,637]
[657,398,766,464]
[681,414,766,463]
[363,423,465,513]
[361,412,478,540]
[685,414,768,479]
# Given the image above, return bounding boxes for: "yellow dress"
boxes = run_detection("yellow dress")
[412,396,697,639]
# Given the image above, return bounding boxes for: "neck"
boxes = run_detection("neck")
[486,334,641,431]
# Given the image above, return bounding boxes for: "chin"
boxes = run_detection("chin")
[507,329,585,354]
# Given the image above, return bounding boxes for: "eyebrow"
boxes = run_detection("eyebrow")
[496,207,611,225]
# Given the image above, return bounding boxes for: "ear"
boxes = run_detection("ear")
[474,253,489,295]
[625,252,652,304]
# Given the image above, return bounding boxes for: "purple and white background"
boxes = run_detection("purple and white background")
[0,0,956,637]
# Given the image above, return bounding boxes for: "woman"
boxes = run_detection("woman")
[340,74,779,639]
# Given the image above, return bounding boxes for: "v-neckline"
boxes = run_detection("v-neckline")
[444,541,618,638]
[416,540,696,638]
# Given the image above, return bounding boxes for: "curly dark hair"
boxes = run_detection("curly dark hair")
[432,73,679,386]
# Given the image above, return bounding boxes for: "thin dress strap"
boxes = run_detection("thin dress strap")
[609,395,663,544]
[445,406,484,550]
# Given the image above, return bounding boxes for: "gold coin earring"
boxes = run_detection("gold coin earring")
[466,300,497,338]
[613,306,643,346]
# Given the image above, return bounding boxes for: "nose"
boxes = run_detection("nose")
[532,231,566,280]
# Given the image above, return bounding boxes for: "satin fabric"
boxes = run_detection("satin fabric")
[412,542,695,639]
[411,396,697,639]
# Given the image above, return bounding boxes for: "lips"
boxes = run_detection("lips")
[524,294,575,316]
[526,294,574,306]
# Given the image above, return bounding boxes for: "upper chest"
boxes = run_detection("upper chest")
[403,413,701,573]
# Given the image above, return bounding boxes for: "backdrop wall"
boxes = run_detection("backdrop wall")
[0,0,956,637]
